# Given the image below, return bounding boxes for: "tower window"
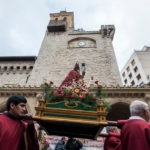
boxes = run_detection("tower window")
[55,18,58,21]
[81,63,86,77]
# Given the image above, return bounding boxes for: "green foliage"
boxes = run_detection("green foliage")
[101,100,111,112]
[40,80,109,110]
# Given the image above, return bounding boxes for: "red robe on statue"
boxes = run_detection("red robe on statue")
[59,70,82,89]
[104,132,121,150]
[0,114,39,150]
[121,119,150,150]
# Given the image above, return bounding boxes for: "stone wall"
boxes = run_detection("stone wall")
[27,25,121,87]
[0,61,34,86]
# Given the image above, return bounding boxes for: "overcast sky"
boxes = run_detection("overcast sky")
[0,0,150,71]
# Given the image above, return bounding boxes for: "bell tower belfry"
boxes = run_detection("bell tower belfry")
[47,11,74,32]
[27,11,122,87]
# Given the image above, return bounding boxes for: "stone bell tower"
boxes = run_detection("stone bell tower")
[27,11,122,87]
[47,11,74,31]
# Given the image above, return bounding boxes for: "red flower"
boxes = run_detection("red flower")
[50,91,54,94]
[93,97,97,101]
[76,92,80,95]
[66,95,71,98]
[84,92,89,95]
[98,84,102,88]
[72,95,76,98]
[45,83,49,86]
[57,90,62,93]
[80,96,85,99]
[49,81,53,84]
[57,94,63,97]
[69,92,73,95]
[95,80,99,84]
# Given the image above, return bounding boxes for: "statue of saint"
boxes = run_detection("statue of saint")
[58,63,87,93]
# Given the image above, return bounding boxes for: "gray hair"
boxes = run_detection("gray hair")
[130,100,149,115]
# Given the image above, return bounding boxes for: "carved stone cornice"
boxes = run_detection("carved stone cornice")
[0,87,42,97]
[0,86,149,98]
[105,87,150,98]
[89,86,150,98]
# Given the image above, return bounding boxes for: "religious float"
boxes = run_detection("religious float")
[34,63,109,139]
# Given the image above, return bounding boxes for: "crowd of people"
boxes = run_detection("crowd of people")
[53,137,83,150]
[0,94,150,150]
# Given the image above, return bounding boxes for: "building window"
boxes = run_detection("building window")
[139,82,144,87]
[131,59,135,66]
[131,80,135,86]
[124,79,127,84]
[29,66,33,70]
[129,73,132,79]
[17,66,20,70]
[122,72,125,77]
[3,66,7,71]
[10,66,14,70]
[126,66,130,72]
[134,66,138,73]
[23,66,26,70]
[147,75,150,80]
[136,74,141,80]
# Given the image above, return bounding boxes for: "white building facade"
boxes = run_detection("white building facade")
[121,46,150,86]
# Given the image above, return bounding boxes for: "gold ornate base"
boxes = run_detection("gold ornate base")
[35,100,108,139]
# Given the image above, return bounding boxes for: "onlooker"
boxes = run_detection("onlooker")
[47,144,53,150]
[55,137,66,150]
[104,126,121,150]
[0,94,39,150]
[65,137,83,150]
[121,100,150,150]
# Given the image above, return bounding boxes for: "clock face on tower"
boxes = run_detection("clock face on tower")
[78,41,85,46]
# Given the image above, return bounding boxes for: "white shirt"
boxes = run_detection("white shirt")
[129,116,145,121]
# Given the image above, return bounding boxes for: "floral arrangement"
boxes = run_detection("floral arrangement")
[40,80,110,110]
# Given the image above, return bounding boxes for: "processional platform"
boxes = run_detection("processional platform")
[34,100,108,139]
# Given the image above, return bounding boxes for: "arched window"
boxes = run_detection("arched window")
[29,66,33,70]
[17,66,20,70]
[3,66,7,71]
[23,66,27,70]
[10,66,14,70]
